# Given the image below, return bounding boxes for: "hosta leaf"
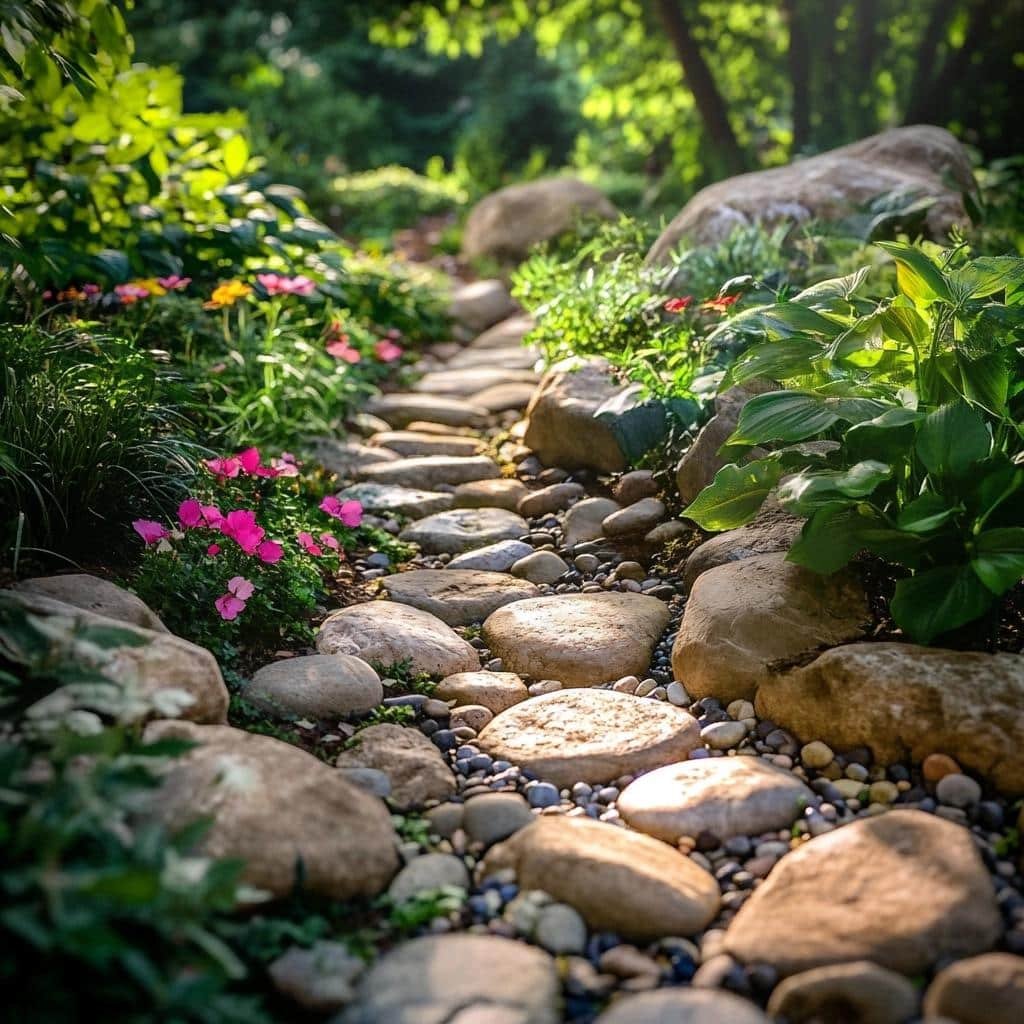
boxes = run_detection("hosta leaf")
[793,266,871,304]
[722,337,823,388]
[777,460,891,515]
[896,492,960,533]
[890,565,995,643]
[957,350,1009,416]
[915,402,991,479]
[683,458,782,531]
[972,527,1024,594]
[787,502,916,574]
[730,391,839,444]
[876,241,952,306]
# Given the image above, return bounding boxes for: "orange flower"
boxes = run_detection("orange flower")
[204,280,252,309]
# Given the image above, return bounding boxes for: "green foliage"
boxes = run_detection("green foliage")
[386,886,465,934]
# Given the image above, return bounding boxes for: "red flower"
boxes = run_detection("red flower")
[664,296,694,313]
[701,294,741,313]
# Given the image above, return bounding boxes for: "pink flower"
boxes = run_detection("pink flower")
[319,532,340,551]
[200,504,223,527]
[327,338,361,363]
[257,273,316,296]
[178,498,204,528]
[375,339,403,362]
[386,328,402,339]
[237,447,262,475]
[271,453,300,477]
[82,283,101,296]
[297,531,323,556]
[204,456,241,480]
[215,593,246,620]
[220,509,265,554]
[227,575,255,600]
[256,539,284,563]
[320,496,363,527]
[207,543,221,556]
[157,275,191,291]
[132,519,169,545]
[115,283,150,305]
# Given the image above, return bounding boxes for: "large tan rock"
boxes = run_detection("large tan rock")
[923,953,1024,1024]
[400,507,529,555]
[596,989,770,1024]
[316,601,479,677]
[470,381,537,413]
[450,279,519,332]
[435,671,529,714]
[482,816,719,940]
[672,552,869,703]
[365,393,489,430]
[13,574,167,631]
[647,125,975,262]
[477,689,701,787]
[483,592,670,687]
[451,477,529,512]
[381,569,539,626]
[723,810,1001,976]
[243,654,382,720]
[462,177,617,263]
[142,721,398,899]
[523,360,627,473]
[355,454,500,490]
[756,642,1024,794]
[563,496,620,547]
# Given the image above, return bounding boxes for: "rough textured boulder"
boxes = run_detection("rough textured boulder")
[462,177,617,263]
[756,642,1024,794]
[672,552,869,702]
[316,601,479,677]
[483,592,670,687]
[435,671,529,714]
[450,279,519,332]
[482,817,719,940]
[142,722,398,899]
[381,569,539,626]
[523,360,628,473]
[477,689,701,787]
[243,654,382,719]
[647,126,976,262]
[338,934,559,1024]
[923,953,1024,1024]
[355,454,500,489]
[400,507,530,556]
[595,989,770,1024]
[723,810,1000,976]
[13,574,168,631]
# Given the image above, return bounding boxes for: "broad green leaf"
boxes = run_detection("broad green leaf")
[730,391,839,445]
[787,502,912,574]
[878,303,930,350]
[915,402,991,479]
[890,564,995,643]
[972,527,1024,594]
[957,350,1009,416]
[950,256,1024,300]
[895,492,960,533]
[722,337,823,387]
[793,266,871,304]
[710,302,845,342]
[876,241,952,306]
[223,133,249,178]
[683,458,782,531]
[777,461,891,515]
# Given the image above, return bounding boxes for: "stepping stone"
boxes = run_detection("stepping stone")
[482,816,719,940]
[447,539,534,571]
[756,642,1024,795]
[467,313,535,350]
[14,573,168,631]
[470,382,537,413]
[924,953,1024,1024]
[381,569,540,626]
[448,344,540,370]
[313,438,400,478]
[413,366,537,396]
[563,496,620,547]
[618,757,812,843]
[435,671,529,714]
[366,393,489,429]
[401,508,529,555]
[405,420,477,436]
[477,689,701,787]
[510,550,569,585]
[482,592,670,687]
[356,454,500,490]
[767,962,920,1024]
[336,482,453,518]
[518,481,585,517]
[317,601,479,677]
[595,989,770,1024]
[337,934,558,1024]
[142,721,398,900]
[723,809,1001,976]
[602,497,665,536]
[672,552,869,704]
[242,654,382,720]
[335,723,456,810]
[452,478,529,512]
[387,853,469,905]
[450,279,519,332]
[368,430,481,457]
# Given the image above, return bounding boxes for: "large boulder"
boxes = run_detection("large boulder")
[13,573,167,631]
[723,810,1000,976]
[756,642,1024,794]
[647,125,976,262]
[141,721,399,900]
[671,552,869,703]
[523,360,628,473]
[462,177,617,263]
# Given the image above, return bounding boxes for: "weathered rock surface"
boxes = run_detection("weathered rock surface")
[244,654,382,719]
[336,482,454,518]
[595,989,771,1024]
[269,941,365,1013]
[452,477,529,512]
[463,792,534,846]
[523,360,627,473]
[449,344,539,370]
[356,454,500,490]
[447,539,535,572]
[483,592,670,687]
[482,817,719,940]
[723,810,1001,976]
[466,314,536,350]
[672,552,869,702]
[313,438,399,478]
[756,642,1024,794]
[477,689,701,787]
[142,721,398,899]
[613,470,659,505]
[368,430,481,458]
[335,723,457,810]
[365,393,489,430]
[602,497,665,536]
[462,177,617,263]
[414,366,538,397]
[382,569,539,626]
[469,382,538,413]
[510,550,570,585]
[338,934,559,1024]
[387,852,470,905]
[563,496,620,547]
[923,953,1024,1024]
[316,601,479,677]
[618,756,812,842]
[401,507,530,555]
[518,481,585,517]
[14,573,168,631]
[450,279,519,332]
[647,125,975,261]
[436,671,529,714]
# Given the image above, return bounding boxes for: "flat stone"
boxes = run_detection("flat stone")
[672,552,869,703]
[356,454,500,490]
[13,573,168,631]
[335,723,456,810]
[313,438,400,478]
[483,593,670,687]
[382,569,540,626]
[603,498,666,537]
[534,903,588,956]
[401,508,530,555]
[142,722,398,899]
[336,482,454,518]
[465,314,536,350]
[463,792,534,846]
[483,817,719,940]
[470,382,539,413]
[338,934,559,1024]
[447,540,535,572]
[388,852,470,905]
[406,421,477,436]
[448,343,540,370]
[435,671,529,714]
[756,642,1024,795]
[368,430,481,457]
[338,767,391,798]
[923,953,1024,1024]
[366,393,489,430]
[414,366,537,397]
[767,961,920,1024]
[645,520,694,546]
[244,654,382,719]
[518,482,585,517]
[269,941,365,1013]
[595,989,770,1024]
[450,279,519,332]
[452,478,529,512]
[477,689,701,788]
[510,551,570,585]
[723,810,1001,976]
[612,471,658,505]
[618,757,812,843]
[563,497,620,547]
[317,601,479,677]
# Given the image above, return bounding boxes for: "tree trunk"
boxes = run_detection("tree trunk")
[905,0,960,121]
[784,0,811,154]
[653,0,748,175]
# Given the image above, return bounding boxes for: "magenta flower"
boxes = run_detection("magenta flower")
[205,456,242,480]
[319,496,363,527]
[237,447,262,475]
[327,338,361,363]
[215,593,245,620]
[82,283,101,296]
[178,498,221,529]
[375,339,403,362]
[133,519,169,545]
[270,452,300,477]
[227,575,255,600]
[207,543,221,556]
[115,283,149,304]
[257,273,316,296]
[220,509,265,554]
[319,532,340,551]
[256,539,284,564]
[200,504,223,527]
[157,275,191,291]
[297,531,323,556]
